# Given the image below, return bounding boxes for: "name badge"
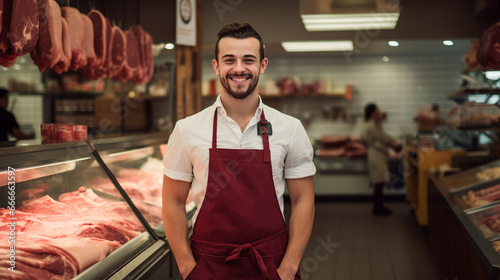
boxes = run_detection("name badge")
[257,120,272,135]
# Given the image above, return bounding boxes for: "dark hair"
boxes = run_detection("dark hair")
[0,88,9,98]
[364,103,378,122]
[215,21,265,62]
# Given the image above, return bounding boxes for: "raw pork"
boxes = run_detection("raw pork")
[478,22,500,70]
[61,6,86,70]
[86,10,106,68]
[131,25,146,83]
[107,25,126,78]
[30,0,62,72]
[52,17,71,73]
[10,0,39,56]
[117,30,139,82]
[142,31,154,84]
[81,13,96,68]
[464,39,482,71]
[0,0,16,67]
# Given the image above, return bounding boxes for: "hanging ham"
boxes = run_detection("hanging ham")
[0,0,16,67]
[61,6,85,71]
[478,22,500,70]
[52,16,71,73]
[107,25,126,78]
[10,0,38,56]
[131,25,146,84]
[117,29,139,82]
[81,13,96,68]
[30,0,62,72]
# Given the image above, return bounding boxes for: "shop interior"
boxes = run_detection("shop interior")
[1,0,500,279]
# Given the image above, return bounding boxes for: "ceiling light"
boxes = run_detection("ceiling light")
[382,56,389,62]
[485,71,500,80]
[164,43,175,50]
[301,13,399,31]
[388,41,399,47]
[443,40,454,46]
[281,40,353,52]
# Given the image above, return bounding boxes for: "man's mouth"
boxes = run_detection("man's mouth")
[228,75,251,83]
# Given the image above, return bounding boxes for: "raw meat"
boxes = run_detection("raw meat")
[81,13,96,68]
[107,25,126,78]
[61,6,86,70]
[86,10,106,68]
[19,194,80,215]
[317,147,345,158]
[30,0,62,72]
[0,0,3,33]
[464,39,481,71]
[10,0,38,56]
[52,16,71,73]
[477,22,500,70]
[142,31,154,83]
[131,25,146,83]
[117,29,139,82]
[0,0,12,53]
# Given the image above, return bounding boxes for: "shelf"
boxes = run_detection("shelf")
[203,93,346,99]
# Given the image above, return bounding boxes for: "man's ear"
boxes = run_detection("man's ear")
[212,59,219,75]
[260,57,268,74]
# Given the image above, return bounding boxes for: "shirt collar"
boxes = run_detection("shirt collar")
[214,95,264,121]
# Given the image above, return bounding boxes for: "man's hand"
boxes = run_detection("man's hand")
[180,260,197,280]
[277,266,296,280]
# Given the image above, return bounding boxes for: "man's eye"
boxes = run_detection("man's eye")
[245,59,255,63]
[224,59,234,63]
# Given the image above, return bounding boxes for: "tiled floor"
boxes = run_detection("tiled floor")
[285,201,440,280]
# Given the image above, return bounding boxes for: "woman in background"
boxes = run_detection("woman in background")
[361,103,402,215]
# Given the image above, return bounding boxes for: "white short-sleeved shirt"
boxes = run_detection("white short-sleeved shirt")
[163,95,316,221]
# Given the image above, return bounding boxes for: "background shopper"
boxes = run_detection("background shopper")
[361,103,402,215]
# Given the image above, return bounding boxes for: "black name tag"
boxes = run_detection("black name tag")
[257,120,272,135]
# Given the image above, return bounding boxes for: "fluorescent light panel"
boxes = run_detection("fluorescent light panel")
[282,41,353,52]
[301,13,400,31]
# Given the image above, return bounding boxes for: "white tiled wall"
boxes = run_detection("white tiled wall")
[202,53,464,139]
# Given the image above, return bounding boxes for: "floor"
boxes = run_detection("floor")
[285,201,440,280]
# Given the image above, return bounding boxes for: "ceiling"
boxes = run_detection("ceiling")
[199,0,498,57]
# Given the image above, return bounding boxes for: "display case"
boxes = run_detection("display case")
[428,160,500,279]
[0,140,187,279]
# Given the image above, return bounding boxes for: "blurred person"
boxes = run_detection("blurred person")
[0,88,29,141]
[361,103,402,215]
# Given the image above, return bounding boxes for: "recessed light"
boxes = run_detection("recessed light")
[382,56,389,62]
[301,13,400,31]
[281,40,353,52]
[164,43,175,50]
[443,40,454,46]
[388,41,399,47]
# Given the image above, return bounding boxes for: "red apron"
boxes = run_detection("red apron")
[186,110,300,280]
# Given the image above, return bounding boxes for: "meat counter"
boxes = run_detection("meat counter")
[0,137,193,280]
[427,160,500,279]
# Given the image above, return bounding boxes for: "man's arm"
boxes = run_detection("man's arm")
[10,127,28,140]
[162,175,196,279]
[277,176,315,280]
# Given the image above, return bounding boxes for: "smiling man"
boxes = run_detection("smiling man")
[162,21,316,280]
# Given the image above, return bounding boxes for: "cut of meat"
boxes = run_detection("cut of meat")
[0,0,12,54]
[81,13,96,68]
[61,6,86,71]
[117,30,139,82]
[52,16,71,73]
[142,31,154,84]
[464,39,482,71]
[0,0,3,33]
[131,25,146,84]
[10,0,38,56]
[0,51,16,66]
[19,195,80,216]
[478,22,500,70]
[86,10,106,68]
[107,25,126,78]
[30,0,62,72]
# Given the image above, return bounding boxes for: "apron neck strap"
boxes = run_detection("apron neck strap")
[212,109,270,162]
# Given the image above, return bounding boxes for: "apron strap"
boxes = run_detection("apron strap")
[226,243,272,280]
[212,109,271,163]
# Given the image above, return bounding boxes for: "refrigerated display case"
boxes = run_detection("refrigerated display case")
[428,160,500,279]
[0,139,190,279]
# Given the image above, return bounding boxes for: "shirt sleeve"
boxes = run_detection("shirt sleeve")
[7,111,20,131]
[284,121,316,179]
[162,121,194,182]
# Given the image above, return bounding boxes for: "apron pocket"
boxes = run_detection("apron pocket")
[186,251,228,280]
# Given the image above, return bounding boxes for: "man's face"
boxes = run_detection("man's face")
[212,37,268,99]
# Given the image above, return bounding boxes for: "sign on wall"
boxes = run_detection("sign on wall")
[176,0,196,46]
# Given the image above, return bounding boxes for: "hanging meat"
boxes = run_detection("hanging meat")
[10,0,39,56]
[107,25,126,78]
[0,0,17,67]
[142,31,154,84]
[30,0,62,72]
[80,11,109,79]
[52,16,71,73]
[81,13,96,68]
[61,6,86,71]
[477,22,500,70]
[117,29,140,82]
[131,25,146,84]
[463,39,482,72]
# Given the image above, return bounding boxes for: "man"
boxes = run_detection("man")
[162,21,316,280]
[0,88,29,141]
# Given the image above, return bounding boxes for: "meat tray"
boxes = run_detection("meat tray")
[466,203,500,240]
[444,159,500,194]
[0,135,189,280]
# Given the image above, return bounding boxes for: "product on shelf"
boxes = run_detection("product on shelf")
[477,167,500,181]
[462,184,500,207]
[477,22,500,70]
[460,112,500,127]
[61,6,87,71]
[491,240,500,253]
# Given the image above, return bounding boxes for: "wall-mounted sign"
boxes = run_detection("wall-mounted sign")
[176,0,196,46]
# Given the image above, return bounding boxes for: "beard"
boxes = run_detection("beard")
[219,72,260,100]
